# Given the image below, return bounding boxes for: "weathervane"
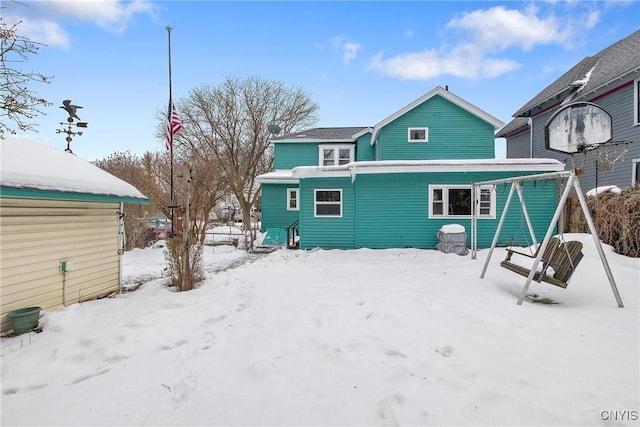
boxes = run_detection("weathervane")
[56,100,88,153]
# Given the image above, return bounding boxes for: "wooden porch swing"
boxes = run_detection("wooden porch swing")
[500,236,584,289]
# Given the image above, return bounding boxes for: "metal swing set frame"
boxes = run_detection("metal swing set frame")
[469,170,624,307]
[469,101,626,307]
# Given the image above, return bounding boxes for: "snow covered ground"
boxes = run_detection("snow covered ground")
[1,234,638,426]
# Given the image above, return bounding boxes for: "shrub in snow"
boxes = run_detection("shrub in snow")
[165,237,204,291]
[586,186,640,258]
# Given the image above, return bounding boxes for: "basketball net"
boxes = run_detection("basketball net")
[586,142,629,172]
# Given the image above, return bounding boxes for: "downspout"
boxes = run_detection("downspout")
[374,136,379,160]
[349,164,358,248]
[528,117,533,158]
[370,127,380,161]
[118,202,125,294]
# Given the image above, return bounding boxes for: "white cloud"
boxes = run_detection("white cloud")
[342,42,362,64]
[367,3,609,81]
[447,5,572,51]
[330,36,363,65]
[44,0,156,34]
[18,19,71,49]
[3,0,156,47]
[368,43,520,81]
[584,9,601,30]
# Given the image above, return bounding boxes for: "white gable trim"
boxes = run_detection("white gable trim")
[352,127,373,139]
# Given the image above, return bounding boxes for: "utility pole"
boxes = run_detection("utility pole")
[181,163,192,291]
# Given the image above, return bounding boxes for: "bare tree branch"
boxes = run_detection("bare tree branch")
[0,12,53,137]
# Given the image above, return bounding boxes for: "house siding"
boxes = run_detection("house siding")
[1,198,120,333]
[298,170,558,250]
[274,143,320,169]
[355,133,375,161]
[586,80,640,188]
[298,177,355,249]
[506,130,531,159]
[507,72,640,190]
[259,184,299,231]
[378,95,496,161]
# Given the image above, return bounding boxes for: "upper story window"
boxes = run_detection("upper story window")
[429,185,495,218]
[408,127,429,143]
[635,78,640,126]
[319,144,354,166]
[287,188,299,211]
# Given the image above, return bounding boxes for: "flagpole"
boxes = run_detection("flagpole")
[166,25,174,237]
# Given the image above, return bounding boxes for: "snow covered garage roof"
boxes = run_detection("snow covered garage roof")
[1,140,149,203]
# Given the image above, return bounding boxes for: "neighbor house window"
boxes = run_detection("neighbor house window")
[429,185,495,218]
[287,188,299,211]
[319,145,354,166]
[635,78,640,126]
[408,127,429,143]
[314,189,342,217]
[633,159,640,187]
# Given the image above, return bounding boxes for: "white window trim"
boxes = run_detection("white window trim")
[314,189,342,218]
[635,78,640,126]
[287,188,299,211]
[632,158,640,187]
[428,184,495,219]
[408,127,429,143]
[318,144,354,166]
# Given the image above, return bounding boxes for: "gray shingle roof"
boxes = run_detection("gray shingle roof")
[272,127,369,142]
[513,29,640,118]
[496,117,530,138]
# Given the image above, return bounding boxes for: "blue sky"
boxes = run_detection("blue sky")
[4,0,639,161]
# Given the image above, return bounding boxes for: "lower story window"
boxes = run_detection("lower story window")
[315,189,342,217]
[287,188,299,211]
[429,185,495,218]
[633,159,640,187]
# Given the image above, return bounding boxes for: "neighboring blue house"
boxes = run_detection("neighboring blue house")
[497,29,640,190]
[257,86,564,250]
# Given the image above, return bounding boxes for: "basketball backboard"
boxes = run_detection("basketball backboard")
[544,102,612,154]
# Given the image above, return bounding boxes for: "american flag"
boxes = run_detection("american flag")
[165,101,182,150]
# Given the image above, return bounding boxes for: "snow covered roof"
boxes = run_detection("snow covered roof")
[255,170,297,184]
[256,159,565,183]
[1,140,149,203]
[292,158,565,178]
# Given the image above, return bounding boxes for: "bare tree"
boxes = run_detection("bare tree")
[141,151,173,220]
[186,151,227,243]
[141,148,226,244]
[177,75,319,229]
[93,151,152,249]
[0,13,53,137]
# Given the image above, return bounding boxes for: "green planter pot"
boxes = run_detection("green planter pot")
[7,307,42,335]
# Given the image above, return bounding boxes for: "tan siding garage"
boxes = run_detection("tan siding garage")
[0,198,122,332]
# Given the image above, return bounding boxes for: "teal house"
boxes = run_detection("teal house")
[257,86,564,250]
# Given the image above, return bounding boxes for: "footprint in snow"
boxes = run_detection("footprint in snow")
[436,345,453,357]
